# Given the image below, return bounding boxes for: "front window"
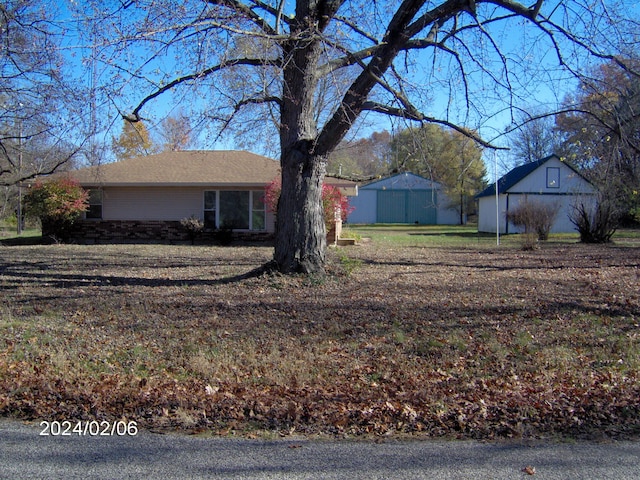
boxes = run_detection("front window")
[252,191,266,230]
[86,189,102,219]
[203,190,266,230]
[204,191,217,228]
[220,191,250,229]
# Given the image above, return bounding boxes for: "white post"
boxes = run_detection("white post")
[494,151,499,246]
[17,117,23,235]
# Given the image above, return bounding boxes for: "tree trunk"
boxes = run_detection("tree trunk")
[273,11,329,274]
[274,145,327,274]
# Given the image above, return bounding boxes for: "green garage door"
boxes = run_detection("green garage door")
[377,190,437,224]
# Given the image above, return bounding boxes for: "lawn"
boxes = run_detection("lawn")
[1,226,639,439]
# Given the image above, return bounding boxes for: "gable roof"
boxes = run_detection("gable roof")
[68,150,280,187]
[361,172,442,191]
[475,154,589,198]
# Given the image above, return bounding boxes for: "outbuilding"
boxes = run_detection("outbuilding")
[346,172,461,225]
[476,154,596,234]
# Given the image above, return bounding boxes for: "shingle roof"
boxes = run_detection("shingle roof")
[64,150,357,194]
[69,150,280,187]
[475,154,559,198]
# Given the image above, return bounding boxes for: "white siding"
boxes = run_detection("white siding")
[477,158,597,234]
[506,194,596,234]
[103,187,203,221]
[478,195,509,233]
[479,194,598,234]
[102,186,276,233]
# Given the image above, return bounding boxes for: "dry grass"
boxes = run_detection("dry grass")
[1,231,639,439]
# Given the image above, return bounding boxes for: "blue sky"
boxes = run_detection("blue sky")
[57,0,637,176]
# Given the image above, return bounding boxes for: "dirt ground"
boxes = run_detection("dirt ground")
[1,238,639,439]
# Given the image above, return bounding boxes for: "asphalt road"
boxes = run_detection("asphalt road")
[1,419,639,479]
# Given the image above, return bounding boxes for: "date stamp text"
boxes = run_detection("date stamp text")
[40,420,138,436]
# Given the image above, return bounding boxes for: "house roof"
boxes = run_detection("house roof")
[64,150,357,194]
[69,150,280,187]
[475,154,588,198]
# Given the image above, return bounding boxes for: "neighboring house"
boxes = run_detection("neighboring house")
[476,154,596,234]
[346,172,461,225]
[57,150,356,243]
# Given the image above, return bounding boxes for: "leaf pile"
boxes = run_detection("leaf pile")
[1,240,639,439]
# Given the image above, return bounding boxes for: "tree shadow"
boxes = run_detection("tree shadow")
[407,231,495,239]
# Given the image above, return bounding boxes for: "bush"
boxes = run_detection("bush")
[507,198,559,249]
[264,177,353,230]
[23,178,88,241]
[180,215,204,244]
[570,196,619,243]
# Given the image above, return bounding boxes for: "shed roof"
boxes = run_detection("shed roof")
[361,172,441,190]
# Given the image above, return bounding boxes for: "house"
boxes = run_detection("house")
[346,172,461,225]
[475,154,596,234]
[58,150,356,243]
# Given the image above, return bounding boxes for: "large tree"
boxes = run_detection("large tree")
[82,0,637,273]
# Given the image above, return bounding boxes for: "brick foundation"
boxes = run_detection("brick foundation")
[63,219,341,245]
[67,220,274,244]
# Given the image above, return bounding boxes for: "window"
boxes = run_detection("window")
[220,191,250,229]
[203,190,266,230]
[204,191,216,228]
[251,191,266,230]
[546,167,560,188]
[86,189,102,219]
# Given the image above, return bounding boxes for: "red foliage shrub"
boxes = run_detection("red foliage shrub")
[264,177,353,229]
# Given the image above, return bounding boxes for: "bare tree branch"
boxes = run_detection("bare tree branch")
[126,57,281,122]
[333,14,380,44]
[530,0,544,19]
[361,100,504,149]
[205,0,279,36]
[216,94,283,136]
[316,0,478,156]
